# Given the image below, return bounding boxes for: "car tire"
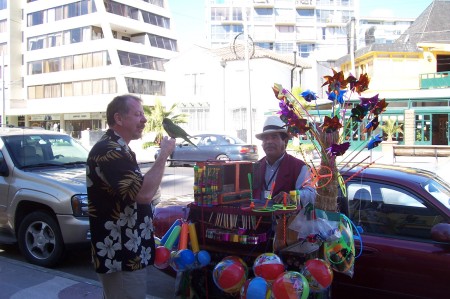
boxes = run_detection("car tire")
[216,154,229,161]
[17,211,65,268]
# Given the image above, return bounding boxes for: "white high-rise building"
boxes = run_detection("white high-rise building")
[206,0,356,61]
[3,0,177,136]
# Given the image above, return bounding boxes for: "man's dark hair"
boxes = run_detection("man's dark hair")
[106,94,142,126]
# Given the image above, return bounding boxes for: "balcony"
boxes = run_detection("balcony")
[253,0,274,8]
[420,72,450,89]
[296,0,316,8]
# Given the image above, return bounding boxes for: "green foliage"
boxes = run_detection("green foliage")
[287,142,316,155]
[381,119,403,141]
[143,99,188,145]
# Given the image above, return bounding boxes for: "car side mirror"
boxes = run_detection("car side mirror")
[431,223,450,243]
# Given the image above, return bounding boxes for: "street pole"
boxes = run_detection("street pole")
[350,17,356,76]
[2,54,5,127]
[243,5,253,144]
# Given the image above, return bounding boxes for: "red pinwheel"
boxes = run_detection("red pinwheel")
[371,99,388,116]
[350,105,368,122]
[321,116,342,133]
[290,118,310,135]
[322,69,348,92]
[353,73,370,95]
[363,116,379,133]
[327,142,350,156]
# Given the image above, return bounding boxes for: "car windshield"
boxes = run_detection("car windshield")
[3,134,88,169]
[422,179,450,210]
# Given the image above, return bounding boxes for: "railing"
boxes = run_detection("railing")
[420,72,450,89]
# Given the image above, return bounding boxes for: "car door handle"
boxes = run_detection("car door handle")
[357,245,379,257]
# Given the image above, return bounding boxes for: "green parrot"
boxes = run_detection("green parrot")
[162,118,198,148]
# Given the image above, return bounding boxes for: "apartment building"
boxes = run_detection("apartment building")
[206,0,355,60]
[2,0,177,136]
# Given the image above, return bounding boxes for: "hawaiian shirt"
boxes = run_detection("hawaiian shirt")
[86,129,155,274]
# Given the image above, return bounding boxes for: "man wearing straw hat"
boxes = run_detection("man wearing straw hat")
[253,115,316,207]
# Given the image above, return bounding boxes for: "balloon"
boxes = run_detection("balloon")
[154,246,171,269]
[301,259,333,292]
[222,255,249,277]
[240,277,271,299]
[196,250,211,267]
[169,251,186,272]
[253,253,285,283]
[272,271,310,299]
[176,249,195,269]
[213,258,247,294]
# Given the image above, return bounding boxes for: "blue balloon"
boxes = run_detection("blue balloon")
[196,250,211,267]
[244,277,270,299]
[177,249,195,268]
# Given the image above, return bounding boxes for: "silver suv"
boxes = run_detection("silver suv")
[0,127,89,267]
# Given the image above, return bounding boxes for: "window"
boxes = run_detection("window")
[297,43,314,58]
[415,114,431,143]
[348,181,444,239]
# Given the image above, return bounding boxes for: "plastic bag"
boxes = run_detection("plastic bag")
[288,203,341,243]
[323,214,355,278]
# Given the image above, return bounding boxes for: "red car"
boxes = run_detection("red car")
[153,164,450,299]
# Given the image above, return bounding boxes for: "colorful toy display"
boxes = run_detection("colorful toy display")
[271,271,310,299]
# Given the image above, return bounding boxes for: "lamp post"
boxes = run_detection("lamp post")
[1,54,5,127]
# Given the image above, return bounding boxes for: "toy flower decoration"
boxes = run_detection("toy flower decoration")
[271,68,389,212]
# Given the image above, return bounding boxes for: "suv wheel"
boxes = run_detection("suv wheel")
[17,211,65,267]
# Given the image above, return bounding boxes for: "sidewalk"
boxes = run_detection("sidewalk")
[0,256,103,299]
[0,257,165,299]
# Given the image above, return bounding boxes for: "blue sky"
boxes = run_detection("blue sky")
[168,0,433,48]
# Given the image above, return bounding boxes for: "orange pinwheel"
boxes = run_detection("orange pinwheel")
[321,116,343,133]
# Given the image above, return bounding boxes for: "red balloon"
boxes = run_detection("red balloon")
[302,259,333,292]
[154,246,171,269]
[253,253,285,283]
[213,259,247,293]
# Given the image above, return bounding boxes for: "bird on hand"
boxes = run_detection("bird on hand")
[162,118,198,148]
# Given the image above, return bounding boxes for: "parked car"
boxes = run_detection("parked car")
[153,164,450,299]
[0,127,89,267]
[154,134,259,166]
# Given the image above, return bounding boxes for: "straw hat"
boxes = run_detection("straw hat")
[255,115,288,140]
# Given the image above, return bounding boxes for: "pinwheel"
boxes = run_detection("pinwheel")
[327,142,351,156]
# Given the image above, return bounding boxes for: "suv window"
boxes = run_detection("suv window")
[3,134,88,168]
[348,181,444,240]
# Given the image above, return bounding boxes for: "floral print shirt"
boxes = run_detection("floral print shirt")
[86,129,155,274]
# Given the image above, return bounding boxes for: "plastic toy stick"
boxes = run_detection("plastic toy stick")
[178,222,189,250]
[248,173,255,209]
[164,224,181,250]
[160,219,181,246]
[188,223,200,253]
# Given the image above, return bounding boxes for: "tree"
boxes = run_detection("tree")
[143,99,188,146]
[381,119,403,141]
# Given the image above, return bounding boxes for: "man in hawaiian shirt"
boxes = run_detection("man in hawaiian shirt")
[86,94,175,299]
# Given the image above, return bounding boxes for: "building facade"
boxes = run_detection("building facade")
[164,44,312,144]
[2,0,178,138]
[335,0,450,147]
